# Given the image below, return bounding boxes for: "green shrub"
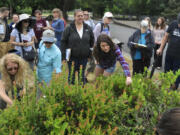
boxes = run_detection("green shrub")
[0,68,180,135]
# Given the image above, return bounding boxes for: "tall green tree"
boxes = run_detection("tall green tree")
[0,0,75,19]
[161,0,180,20]
[76,0,113,17]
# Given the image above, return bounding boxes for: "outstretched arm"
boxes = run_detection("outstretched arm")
[116,48,131,77]
[0,81,13,106]
[116,47,132,85]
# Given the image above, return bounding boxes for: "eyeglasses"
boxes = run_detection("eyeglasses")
[84,14,89,16]
[7,67,18,72]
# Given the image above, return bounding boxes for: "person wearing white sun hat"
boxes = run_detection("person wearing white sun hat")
[10,13,36,70]
[93,11,113,43]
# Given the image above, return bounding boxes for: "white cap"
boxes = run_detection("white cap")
[140,20,148,28]
[103,12,113,18]
[19,14,30,22]
[42,29,56,43]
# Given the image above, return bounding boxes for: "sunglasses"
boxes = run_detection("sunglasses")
[107,17,113,20]
[44,41,53,44]
[7,67,18,72]
[23,20,29,23]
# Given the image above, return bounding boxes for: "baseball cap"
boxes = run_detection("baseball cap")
[177,13,180,24]
[140,20,148,28]
[103,12,113,18]
[42,29,56,43]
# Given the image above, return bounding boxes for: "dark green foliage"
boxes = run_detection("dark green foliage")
[0,0,179,20]
[0,69,180,134]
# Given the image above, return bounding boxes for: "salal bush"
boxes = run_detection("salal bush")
[0,69,180,135]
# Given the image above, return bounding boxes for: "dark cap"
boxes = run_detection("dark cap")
[177,13,180,24]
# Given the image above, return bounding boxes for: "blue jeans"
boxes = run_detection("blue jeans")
[96,63,116,73]
[67,58,88,85]
[165,54,180,89]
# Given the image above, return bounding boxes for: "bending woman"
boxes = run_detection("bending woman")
[93,34,132,85]
[0,53,34,109]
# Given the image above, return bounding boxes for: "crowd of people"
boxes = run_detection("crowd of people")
[0,5,180,134]
[0,6,180,99]
[0,7,132,106]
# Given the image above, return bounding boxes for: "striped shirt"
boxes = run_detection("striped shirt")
[115,47,131,77]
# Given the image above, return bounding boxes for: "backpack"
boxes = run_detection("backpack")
[100,22,110,33]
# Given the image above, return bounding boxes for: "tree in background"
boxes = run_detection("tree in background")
[161,0,180,21]
[0,0,75,20]
[0,0,180,21]
[76,0,113,17]
[75,0,168,17]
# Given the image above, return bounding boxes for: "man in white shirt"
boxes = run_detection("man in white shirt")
[83,10,95,30]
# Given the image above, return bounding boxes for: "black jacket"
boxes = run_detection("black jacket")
[0,17,10,42]
[61,21,94,60]
[128,29,154,60]
[3,18,10,42]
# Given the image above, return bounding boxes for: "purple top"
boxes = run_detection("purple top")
[115,47,131,77]
[99,47,131,77]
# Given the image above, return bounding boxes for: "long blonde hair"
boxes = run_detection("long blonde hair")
[0,53,34,91]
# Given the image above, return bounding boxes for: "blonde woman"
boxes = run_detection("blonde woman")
[153,17,167,69]
[0,53,34,109]
[51,8,65,48]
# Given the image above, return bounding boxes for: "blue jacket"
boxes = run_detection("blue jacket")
[52,19,64,47]
[37,40,62,84]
